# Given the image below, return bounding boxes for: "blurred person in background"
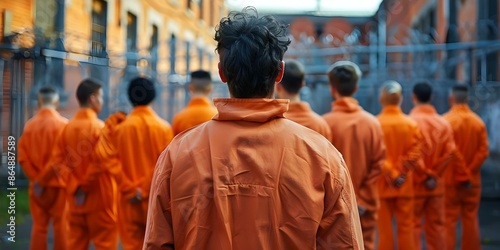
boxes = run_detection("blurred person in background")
[275,59,331,140]
[443,85,489,250]
[38,79,120,250]
[376,80,421,250]
[95,76,173,250]
[144,7,363,250]
[18,86,69,250]
[409,81,455,250]
[323,61,386,250]
[172,70,218,135]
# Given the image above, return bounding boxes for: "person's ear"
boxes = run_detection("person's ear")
[329,85,337,98]
[300,80,305,88]
[204,85,213,95]
[411,93,417,104]
[188,84,195,93]
[379,92,385,105]
[37,95,42,108]
[89,94,98,108]
[275,61,285,83]
[354,85,359,94]
[218,62,227,83]
[276,82,282,92]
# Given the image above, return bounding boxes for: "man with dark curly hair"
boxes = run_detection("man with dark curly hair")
[144,7,363,250]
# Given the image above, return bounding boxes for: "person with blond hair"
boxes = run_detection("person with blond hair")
[18,86,68,250]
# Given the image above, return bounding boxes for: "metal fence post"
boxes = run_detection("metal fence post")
[0,58,4,155]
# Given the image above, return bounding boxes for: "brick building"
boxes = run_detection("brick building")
[279,0,499,81]
[378,0,499,82]
[278,1,500,196]
[0,0,227,164]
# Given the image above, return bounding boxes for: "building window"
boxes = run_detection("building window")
[170,34,177,74]
[445,0,459,79]
[91,0,107,57]
[199,0,203,20]
[477,0,498,81]
[198,47,203,68]
[127,12,138,51]
[150,25,159,51]
[185,41,191,75]
[413,8,436,41]
[187,0,192,9]
[448,0,458,27]
[150,25,159,72]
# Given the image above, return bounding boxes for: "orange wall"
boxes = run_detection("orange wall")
[323,18,353,42]
[457,0,477,42]
[290,17,315,40]
[0,0,33,41]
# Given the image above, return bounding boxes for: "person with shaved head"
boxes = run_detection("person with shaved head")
[275,59,331,140]
[322,61,386,250]
[18,86,69,250]
[37,79,120,250]
[377,80,422,250]
[172,70,218,135]
[443,85,489,250]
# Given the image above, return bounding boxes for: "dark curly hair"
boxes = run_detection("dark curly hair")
[214,7,291,98]
[128,77,156,106]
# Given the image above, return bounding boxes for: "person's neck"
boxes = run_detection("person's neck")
[279,93,301,102]
[79,104,96,113]
[414,101,430,106]
[383,103,400,108]
[334,94,353,100]
[451,102,467,107]
[40,105,57,110]
[190,93,209,98]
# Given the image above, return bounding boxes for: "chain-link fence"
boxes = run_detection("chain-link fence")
[0,41,228,182]
[1,35,499,195]
[288,40,500,197]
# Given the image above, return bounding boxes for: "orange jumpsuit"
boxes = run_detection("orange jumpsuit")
[144,98,364,250]
[322,97,385,250]
[95,106,173,250]
[285,101,332,140]
[409,104,455,250]
[377,105,422,250]
[172,96,218,135]
[38,108,119,250]
[18,108,68,250]
[443,104,489,250]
